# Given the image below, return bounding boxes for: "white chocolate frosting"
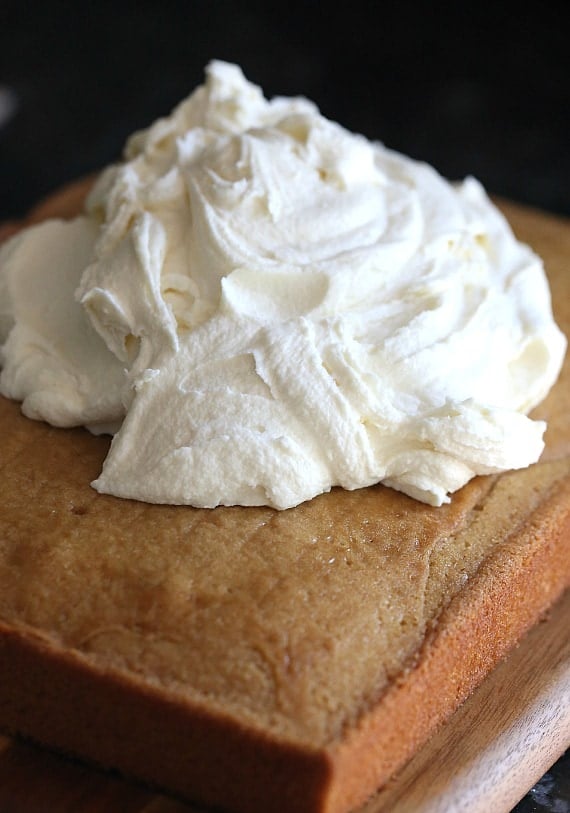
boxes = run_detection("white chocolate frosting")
[0,61,566,508]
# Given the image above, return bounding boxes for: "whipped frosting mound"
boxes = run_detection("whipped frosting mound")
[0,61,566,509]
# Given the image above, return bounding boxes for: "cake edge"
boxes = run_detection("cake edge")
[325,470,570,813]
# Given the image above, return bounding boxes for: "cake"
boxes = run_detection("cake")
[0,179,568,813]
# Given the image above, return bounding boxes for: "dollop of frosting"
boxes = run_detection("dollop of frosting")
[0,61,566,508]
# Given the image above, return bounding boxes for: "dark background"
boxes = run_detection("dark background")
[0,2,568,810]
[0,1,569,221]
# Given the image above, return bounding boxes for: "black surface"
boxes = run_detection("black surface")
[0,2,568,809]
[513,751,569,813]
[1,1,569,220]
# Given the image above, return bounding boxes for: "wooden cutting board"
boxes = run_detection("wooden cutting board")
[0,587,568,813]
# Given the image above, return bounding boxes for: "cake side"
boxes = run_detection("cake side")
[0,189,568,813]
[326,462,570,813]
[0,622,333,813]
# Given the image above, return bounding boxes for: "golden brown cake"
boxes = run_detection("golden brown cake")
[0,182,569,813]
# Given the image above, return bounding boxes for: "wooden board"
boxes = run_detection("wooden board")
[0,587,568,813]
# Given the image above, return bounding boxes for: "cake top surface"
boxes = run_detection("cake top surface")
[1,194,569,750]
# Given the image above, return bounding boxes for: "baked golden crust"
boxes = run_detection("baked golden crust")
[0,184,568,813]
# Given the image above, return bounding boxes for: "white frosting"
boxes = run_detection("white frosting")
[0,61,566,508]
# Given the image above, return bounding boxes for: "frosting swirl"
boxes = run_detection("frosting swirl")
[0,61,566,508]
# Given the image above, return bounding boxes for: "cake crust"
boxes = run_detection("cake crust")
[0,183,569,813]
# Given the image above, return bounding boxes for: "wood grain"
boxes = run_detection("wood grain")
[0,588,567,813]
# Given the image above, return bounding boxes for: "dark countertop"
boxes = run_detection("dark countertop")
[1,1,569,221]
[514,755,569,813]
[0,2,568,810]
